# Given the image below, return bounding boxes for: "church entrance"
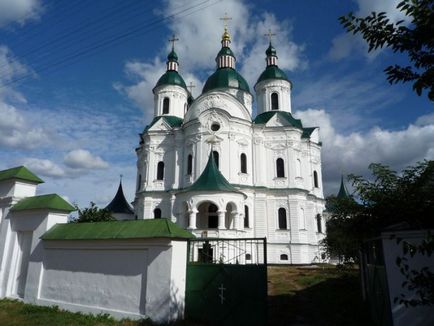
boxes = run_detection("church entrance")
[185,238,268,325]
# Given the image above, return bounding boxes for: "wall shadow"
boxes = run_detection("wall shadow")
[268,273,373,326]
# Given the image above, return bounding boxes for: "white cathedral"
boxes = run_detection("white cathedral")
[130,27,326,264]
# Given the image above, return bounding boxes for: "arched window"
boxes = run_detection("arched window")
[154,208,161,219]
[271,92,279,110]
[244,205,249,228]
[296,159,301,177]
[157,161,164,180]
[278,208,287,229]
[137,174,141,191]
[240,153,247,173]
[162,97,170,114]
[280,254,288,261]
[212,151,219,168]
[245,253,251,260]
[316,214,322,233]
[187,154,193,175]
[314,170,319,188]
[276,158,285,177]
[299,207,306,229]
[208,203,218,228]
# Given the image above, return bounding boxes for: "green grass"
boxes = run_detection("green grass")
[0,266,371,326]
[268,266,373,326]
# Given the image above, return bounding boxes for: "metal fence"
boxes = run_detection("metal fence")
[187,237,267,265]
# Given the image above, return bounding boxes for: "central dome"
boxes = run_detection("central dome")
[202,67,250,93]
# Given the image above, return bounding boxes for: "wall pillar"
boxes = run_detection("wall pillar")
[217,210,226,230]
[187,209,197,230]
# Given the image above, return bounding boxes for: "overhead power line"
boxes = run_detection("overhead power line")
[1,0,218,89]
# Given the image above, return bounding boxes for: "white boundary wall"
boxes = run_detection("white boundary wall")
[0,178,188,323]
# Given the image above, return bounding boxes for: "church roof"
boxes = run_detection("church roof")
[0,166,44,184]
[153,70,187,91]
[144,115,183,132]
[184,151,245,196]
[253,111,303,129]
[203,67,250,94]
[256,65,290,85]
[337,176,350,199]
[41,219,194,241]
[302,127,316,138]
[11,194,75,212]
[105,181,134,215]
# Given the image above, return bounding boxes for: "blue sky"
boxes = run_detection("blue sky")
[0,0,433,208]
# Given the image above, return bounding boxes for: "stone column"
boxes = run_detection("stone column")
[187,209,197,230]
[217,210,226,230]
[231,212,238,230]
[237,212,244,231]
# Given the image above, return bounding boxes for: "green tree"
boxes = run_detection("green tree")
[73,202,115,223]
[340,0,434,100]
[323,161,434,305]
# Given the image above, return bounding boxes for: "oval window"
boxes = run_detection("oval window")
[210,122,220,132]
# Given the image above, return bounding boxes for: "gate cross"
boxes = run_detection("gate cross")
[218,283,226,304]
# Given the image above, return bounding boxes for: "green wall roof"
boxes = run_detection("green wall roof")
[0,166,43,184]
[253,111,303,129]
[11,194,75,212]
[41,219,194,240]
[203,67,250,94]
[144,115,183,132]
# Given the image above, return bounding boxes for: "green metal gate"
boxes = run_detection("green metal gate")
[185,238,267,325]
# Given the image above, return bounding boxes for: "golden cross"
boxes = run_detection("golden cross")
[220,12,232,29]
[187,81,196,93]
[265,29,276,43]
[168,34,179,50]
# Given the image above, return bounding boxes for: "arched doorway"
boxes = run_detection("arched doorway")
[225,202,237,229]
[197,201,219,229]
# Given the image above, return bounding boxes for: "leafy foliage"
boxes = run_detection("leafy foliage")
[394,232,434,306]
[323,161,434,305]
[73,202,115,223]
[340,0,434,100]
[323,161,434,262]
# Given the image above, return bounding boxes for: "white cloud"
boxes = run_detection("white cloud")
[21,158,65,178]
[328,0,409,61]
[64,149,109,170]
[0,0,43,27]
[0,102,51,149]
[117,0,306,120]
[295,109,434,194]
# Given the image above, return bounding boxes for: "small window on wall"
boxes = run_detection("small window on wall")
[280,254,288,261]
[278,208,287,229]
[212,151,219,168]
[162,97,170,114]
[240,153,247,173]
[276,158,285,177]
[187,154,193,175]
[245,254,251,260]
[157,161,164,180]
[314,170,319,188]
[244,205,249,228]
[316,214,322,233]
[154,208,161,219]
[137,174,142,191]
[271,92,279,110]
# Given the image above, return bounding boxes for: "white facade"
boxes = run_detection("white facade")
[134,32,326,264]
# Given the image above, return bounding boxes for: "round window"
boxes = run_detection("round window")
[210,122,220,132]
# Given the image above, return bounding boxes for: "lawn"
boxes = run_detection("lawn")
[0,266,371,325]
[268,265,373,325]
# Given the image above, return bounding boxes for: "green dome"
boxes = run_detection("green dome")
[167,49,178,61]
[154,71,187,91]
[203,67,250,93]
[256,65,289,86]
[217,47,235,57]
[265,44,276,57]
